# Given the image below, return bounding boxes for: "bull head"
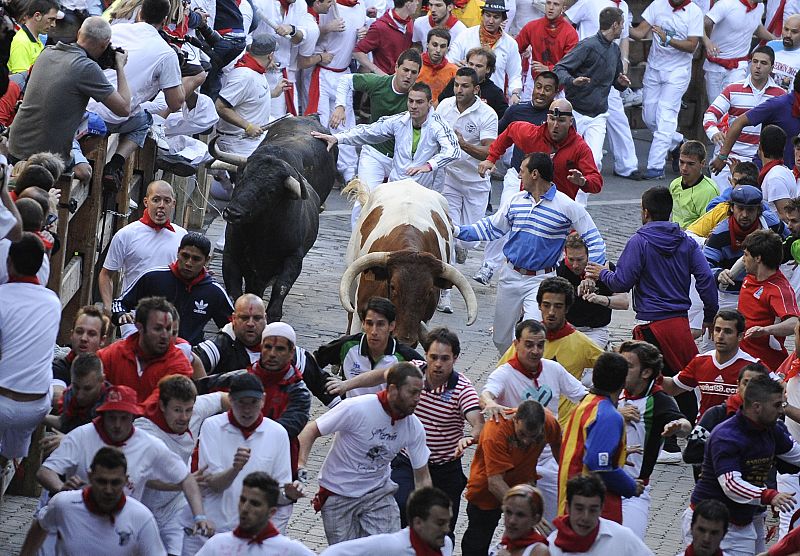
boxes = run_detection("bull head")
[339,251,479,327]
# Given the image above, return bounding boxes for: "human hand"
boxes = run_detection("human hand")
[477,159,495,178]
[617,73,631,88]
[573,76,591,86]
[319,51,334,65]
[652,25,667,42]
[310,131,338,151]
[577,278,596,297]
[453,437,475,458]
[322,18,346,33]
[584,261,605,280]
[244,123,266,138]
[704,38,720,57]
[406,164,432,176]
[709,156,727,175]
[329,106,346,129]
[276,24,293,37]
[531,61,549,73]
[482,402,512,423]
[62,475,86,491]
[40,432,64,456]
[271,79,289,98]
[192,519,214,537]
[567,168,586,187]
[324,375,348,396]
[284,480,305,501]
[118,312,135,325]
[662,419,685,437]
[192,465,209,487]
[744,326,769,339]
[771,491,796,513]
[366,6,377,17]
[115,48,128,69]
[357,25,368,40]
[619,405,641,424]
[634,479,645,496]
[718,269,735,286]
[712,132,725,146]
[232,447,251,471]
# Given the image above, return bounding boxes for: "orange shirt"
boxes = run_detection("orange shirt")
[465,409,561,510]
[417,62,457,107]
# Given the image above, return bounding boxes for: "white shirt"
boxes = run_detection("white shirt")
[42,424,190,500]
[136,393,225,516]
[641,0,703,69]
[38,489,166,556]
[412,16,467,51]
[447,26,523,94]
[0,201,15,239]
[510,0,546,35]
[546,517,655,555]
[87,23,182,125]
[765,0,800,32]
[703,0,765,73]
[315,3,367,69]
[0,282,60,394]
[255,0,308,74]
[0,238,50,285]
[436,95,498,184]
[196,530,316,555]
[198,413,292,532]
[319,527,454,555]
[103,220,187,293]
[489,543,542,556]
[316,394,431,497]
[771,43,800,91]
[787,375,800,442]
[566,0,631,40]
[217,65,272,156]
[762,164,799,214]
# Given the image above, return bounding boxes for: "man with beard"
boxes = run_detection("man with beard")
[413,0,466,51]
[417,29,458,108]
[438,47,508,118]
[98,296,195,402]
[473,71,559,285]
[767,14,800,91]
[297,362,432,544]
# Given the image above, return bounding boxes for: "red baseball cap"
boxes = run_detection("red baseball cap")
[96,385,144,416]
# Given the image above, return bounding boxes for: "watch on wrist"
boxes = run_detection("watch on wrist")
[288,24,297,37]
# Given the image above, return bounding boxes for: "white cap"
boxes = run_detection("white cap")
[262,322,297,344]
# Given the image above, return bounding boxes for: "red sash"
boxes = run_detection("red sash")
[282,68,297,116]
[305,65,348,115]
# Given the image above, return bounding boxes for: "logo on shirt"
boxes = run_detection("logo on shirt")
[754,286,764,300]
[116,530,132,546]
[465,122,477,134]
[714,375,724,383]
[598,452,609,467]
[522,383,554,408]
[194,300,208,314]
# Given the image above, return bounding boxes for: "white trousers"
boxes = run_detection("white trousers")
[573,109,609,174]
[442,177,491,251]
[705,67,747,105]
[536,450,559,525]
[483,167,521,271]
[606,88,640,176]
[493,263,553,353]
[622,484,652,539]
[682,506,756,556]
[778,472,800,539]
[643,65,691,171]
[317,67,358,182]
[0,392,51,459]
[267,69,299,118]
[576,325,609,349]
[352,145,393,228]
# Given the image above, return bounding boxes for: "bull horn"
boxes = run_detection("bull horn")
[298,175,310,200]
[209,160,240,172]
[285,175,302,199]
[440,262,478,325]
[339,251,391,313]
[209,136,248,167]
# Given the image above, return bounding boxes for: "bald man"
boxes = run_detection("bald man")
[478,98,602,206]
[99,180,187,311]
[767,14,800,91]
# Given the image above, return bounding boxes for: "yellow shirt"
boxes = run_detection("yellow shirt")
[686,202,730,238]
[453,0,483,27]
[8,26,43,74]
[498,329,602,427]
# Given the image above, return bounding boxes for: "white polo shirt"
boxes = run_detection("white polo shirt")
[196,530,316,555]
[87,23,182,125]
[316,394,430,497]
[703,0,765,74]
[0,281,60,394]
[316,3,368,69]
[412,16,467,51]
[38,489,166,556]
[447,27,523,94]
[103,220,187,293]
[436,95,498,185]
[217,64,272,156]
[641,0,703,70]
[762,164,799,214]
[42,423,189,500]
[547,517,654,555]
[198,413,292,532]
[566,0,631,40]
[320,527,454,555]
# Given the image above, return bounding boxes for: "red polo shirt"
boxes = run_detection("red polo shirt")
[355,11,413,75]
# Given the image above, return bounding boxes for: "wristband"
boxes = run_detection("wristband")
[193,514,207,523]
[664,35,671,46]
[717,153,729,161]
[297,468,309,484]
[288,24,297,37]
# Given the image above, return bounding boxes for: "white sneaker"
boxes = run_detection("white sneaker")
[455,246,468,264]
[149,120,170,150]
[0,459,15,499]
[437,289,453,313]
[473,263,494,285]
[657,448,683,464]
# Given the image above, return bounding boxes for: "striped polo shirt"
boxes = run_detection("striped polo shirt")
[413,367,481,464]
[703,76,785,160]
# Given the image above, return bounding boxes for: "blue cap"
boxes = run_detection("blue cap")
[730,185,762,207]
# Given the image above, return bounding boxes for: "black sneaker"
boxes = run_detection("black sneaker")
[102,162,125,194]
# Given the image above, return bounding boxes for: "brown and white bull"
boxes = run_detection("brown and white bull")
[339,179,478,346]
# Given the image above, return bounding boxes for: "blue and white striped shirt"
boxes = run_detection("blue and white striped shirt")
[456,185,606,270]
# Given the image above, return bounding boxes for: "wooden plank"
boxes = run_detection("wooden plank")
[66,179,90,223]
[46,174,74,295]
[59,256,83,308]
[187,167,211,230]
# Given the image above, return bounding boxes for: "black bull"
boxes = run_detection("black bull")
[210,116,337,322]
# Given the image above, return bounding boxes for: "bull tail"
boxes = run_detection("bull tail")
[341,178,370,207]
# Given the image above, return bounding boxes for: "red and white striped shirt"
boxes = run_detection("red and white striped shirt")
[413,369,481,464]
[703,77,785,160]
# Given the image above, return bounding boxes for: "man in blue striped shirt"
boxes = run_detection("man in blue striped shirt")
[454,152,606,353]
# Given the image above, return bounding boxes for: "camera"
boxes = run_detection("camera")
[96,45,124,70]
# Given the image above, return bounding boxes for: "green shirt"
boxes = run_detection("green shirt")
[411,127,421,156]
[353,73,408,157]
[668,175,720,229]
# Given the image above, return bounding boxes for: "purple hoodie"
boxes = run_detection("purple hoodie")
[599,221,719,323]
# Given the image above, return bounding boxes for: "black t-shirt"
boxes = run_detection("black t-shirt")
[557,260,616,328]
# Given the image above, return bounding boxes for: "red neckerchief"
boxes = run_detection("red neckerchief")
[684,545,723,556]
[546,322,576,342]
[376,389,406,425]
[479,25,503,48]
[34,230,54,250]
[232,521,280,545]
[552,515,600,552]
[140,210,175,232]
[507,354,542,382]
[728,214,759,251]
[792,91,800,118]
[428,13,459,29]
[409,526,443,556]
[758,159,784,185]
[609,0,621,5]
[624,380,663,401]
[227,409,263,439]
[739,0,757,11]
[671,0,692,10]
[422,52,449,71]
[7,275,40,285]
[501,530,549,550]
[279,0,292,14]
[168,261,207,293]
[794,166,800,180]
[141,388,184,436]
[788,357,800,381]
[307,6,319,22]
[248,363,301,421]
[726,393,744,415]
[336,0,359,5]
[235,52,266,74]
[563,254,585,279]
[92,416,134,447]
[391,8,411,25]
[82,487,126,525]
[453,0,468,7]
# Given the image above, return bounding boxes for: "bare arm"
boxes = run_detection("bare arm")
[181,473,213,535]
[774,198,791,222]
[19,520,47,556]
[191,355,206,380]
[36,466,64,493]
[325,367,389,396]
[413,465,433,489]
[745,316,799,340]
[98,267,117,312]
[458,136,493,161]
[661,376,690,396]
[163,84,186,113]
[297,421,322,470]
[755,24,777,42]
[487,474,511,503]
[628,20,651,41]
[353,51,385,75]
[101,53,132,118]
